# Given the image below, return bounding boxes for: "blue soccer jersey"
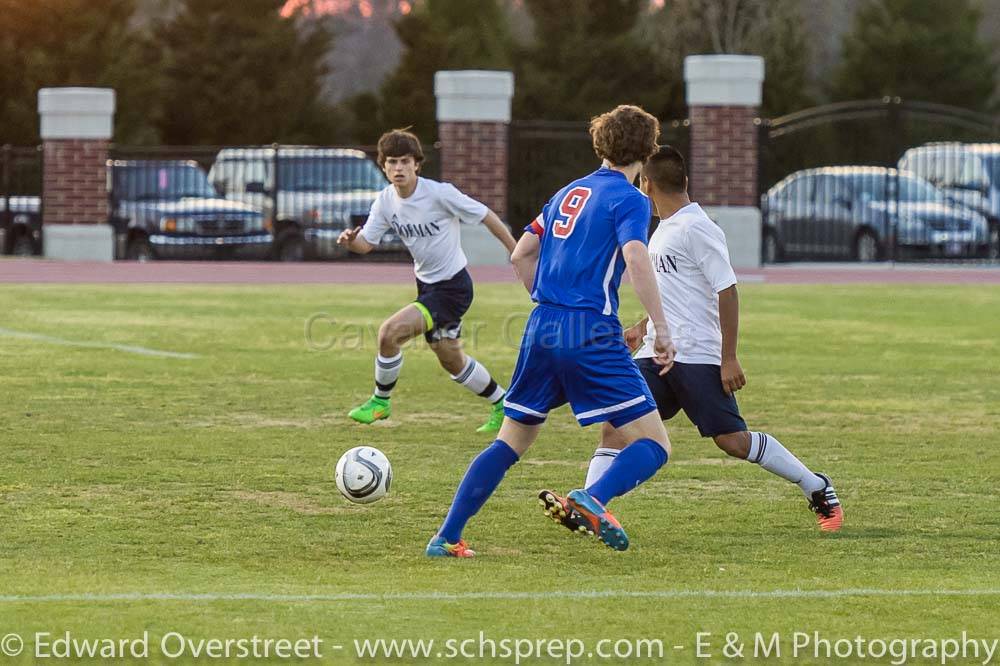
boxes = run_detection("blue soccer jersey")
[525,168,651,317]
[503,167,658,428]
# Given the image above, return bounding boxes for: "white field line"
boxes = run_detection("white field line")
[0,327,199,359]
[0,589,998,603]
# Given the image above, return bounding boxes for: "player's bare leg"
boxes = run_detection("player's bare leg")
[348,304,426,424]
[427,417,540,557]
[430,338,507,434]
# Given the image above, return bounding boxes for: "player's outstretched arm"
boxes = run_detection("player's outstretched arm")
[481,211,518,256]
[336,227,376,254]
[718,284,746,395]
[622,240,674,374]
[510,232,540,292]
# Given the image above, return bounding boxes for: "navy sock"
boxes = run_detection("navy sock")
[585,438,667,505]
[438,440,519,544]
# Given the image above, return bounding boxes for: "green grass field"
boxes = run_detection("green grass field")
[1,282,998,664]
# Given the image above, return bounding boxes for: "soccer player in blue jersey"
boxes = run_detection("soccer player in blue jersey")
[426,105,675,557]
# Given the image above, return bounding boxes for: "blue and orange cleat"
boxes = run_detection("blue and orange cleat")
[538,490,592,536]
[566,489,629,551]
[425,535,476,558]
[808,473,844,532]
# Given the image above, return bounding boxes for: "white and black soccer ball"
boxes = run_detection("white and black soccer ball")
[335,446,392,504]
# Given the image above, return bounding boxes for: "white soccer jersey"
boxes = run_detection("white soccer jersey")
[361,177,488,284]
[635,203,738,365]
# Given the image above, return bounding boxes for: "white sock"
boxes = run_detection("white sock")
[451,357,505,403]
[585,447,620,487]
[747,432,825,496]
[374,352,403,398]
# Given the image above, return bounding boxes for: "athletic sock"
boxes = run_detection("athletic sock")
[585,447,620,487]
[451,356,506,403]
[747,431,825,496]
[438,440,519,544]
[373,352,403,399]
[585,438,667,505]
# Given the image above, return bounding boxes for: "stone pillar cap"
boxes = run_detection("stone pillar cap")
[684,55,764,107]
[435,70,514,123]
[38,87,116,140]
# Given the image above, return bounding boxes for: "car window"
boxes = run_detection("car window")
[211,157,269,194]
[277,157,387,193]
[115,164,216,201]
[934,152,989,190]
[850,173,888,204]
[899,150,938,184]
[894,175,945,202]
[781,175,812,202]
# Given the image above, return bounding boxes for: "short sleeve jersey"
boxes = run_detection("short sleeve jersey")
[524,168,651,317]
[635,203,738,364]
[361,177,488,283]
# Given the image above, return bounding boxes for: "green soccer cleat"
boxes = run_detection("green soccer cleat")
[348,396,391,424]
[476,400,504,434]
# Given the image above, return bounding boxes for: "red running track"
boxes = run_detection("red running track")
[1,259,1000,285]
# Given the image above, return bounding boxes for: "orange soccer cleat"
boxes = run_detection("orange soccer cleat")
[809,473,844,532]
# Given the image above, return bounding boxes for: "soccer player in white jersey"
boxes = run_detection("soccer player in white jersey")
[337,129,517,433]
[548,145,843,532]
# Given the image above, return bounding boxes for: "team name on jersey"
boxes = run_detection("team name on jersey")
[390,214,442,238]
[650,251,679,274]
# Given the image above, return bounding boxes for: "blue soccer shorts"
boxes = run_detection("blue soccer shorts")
[503,304,657,428]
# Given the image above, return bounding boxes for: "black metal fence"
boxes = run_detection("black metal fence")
[508,119,690,231]
[760,98,1000,263]
[108,144,422,261]
[0,145,43,255]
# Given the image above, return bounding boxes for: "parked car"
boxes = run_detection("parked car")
[762,166,989,262]
[109,160,272,261]
[898,143,1000,258]
[0,196,42,256]
[208,147,395,261]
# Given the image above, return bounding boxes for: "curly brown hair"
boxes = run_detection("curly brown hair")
[377,128,424,168]
[589,105,660,167]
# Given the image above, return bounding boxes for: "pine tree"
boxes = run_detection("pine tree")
[514,0,667,121]
[352,0,515,144]
[0,0,158,145]
[833,0,996,110]
[154,0,335,144]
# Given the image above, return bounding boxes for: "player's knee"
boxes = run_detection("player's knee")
[714,432,750,459]
[377,321,405,352]
[437,351,465,375]
[599,422,627,450]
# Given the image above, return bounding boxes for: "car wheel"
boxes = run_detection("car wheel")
[11,235,34,257]
[277,232,305,262]
[126,237,152,262]
[854,230,880,262]
[762,228,783,263]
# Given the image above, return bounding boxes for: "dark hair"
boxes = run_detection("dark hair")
[642,145,687,194]
[377,128,424,168]
[589,105,660,167]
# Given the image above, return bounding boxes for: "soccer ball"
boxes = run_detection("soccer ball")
[335,446,392,504]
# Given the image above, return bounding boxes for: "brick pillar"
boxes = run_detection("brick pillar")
[434,70,513,266]
[38,87,116,261]
[685,56,765,268]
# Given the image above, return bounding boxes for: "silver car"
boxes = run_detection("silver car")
[763,166,989,262]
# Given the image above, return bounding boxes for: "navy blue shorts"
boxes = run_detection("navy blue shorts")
[504,305,657,427]
[636,358,747,437]
[414,268,473,343]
